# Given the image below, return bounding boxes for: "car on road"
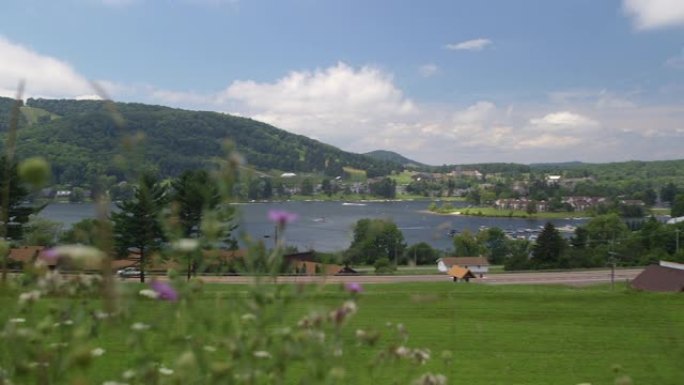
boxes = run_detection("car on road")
[116,266,141,278]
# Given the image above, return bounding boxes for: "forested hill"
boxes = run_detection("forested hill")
[364,150,426,169]
[0,97,400,185]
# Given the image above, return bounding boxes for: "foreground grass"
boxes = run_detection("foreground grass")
[2,282,682,384]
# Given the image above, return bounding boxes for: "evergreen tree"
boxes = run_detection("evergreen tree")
[321,178,332,197]
[532,222,566,268]
[300,178,314,196]
[369,177,396,199]
[112,173,168,282]
[171,170,219,237]
[0,157,42,241]
[660,183,678,205]
[570,226,589,249]
[672,194,684,218]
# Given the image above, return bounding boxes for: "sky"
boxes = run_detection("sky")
[0,0,683,165]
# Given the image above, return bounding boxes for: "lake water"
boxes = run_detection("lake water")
[39,201,585,252]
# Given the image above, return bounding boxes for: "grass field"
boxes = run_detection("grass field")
[1,282,682,384]
[433,206,591,219]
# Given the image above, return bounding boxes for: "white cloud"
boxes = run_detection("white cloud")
[0,36,95,99]
[515,134,582,149]
[665,51,684,69]
[419,64,438,78]
[219,63,416,147]
[445,38,492,51]
[623,0,684,30]
[529,111,599,129]
[181,0,239,5]
[100,0,139,6]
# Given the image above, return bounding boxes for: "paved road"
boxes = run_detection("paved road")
[196,268,643,286]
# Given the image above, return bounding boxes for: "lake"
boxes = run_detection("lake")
[39,201,585,252]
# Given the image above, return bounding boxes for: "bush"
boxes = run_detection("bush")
[374,257,396,274]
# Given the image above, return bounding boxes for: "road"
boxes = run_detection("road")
[196,268,643,286]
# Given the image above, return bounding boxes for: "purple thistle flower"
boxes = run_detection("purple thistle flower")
[40,248,61,263]
[150,281,179,301]
[345,282,363,294]
[268,210,299,227]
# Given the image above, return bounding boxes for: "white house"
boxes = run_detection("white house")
[667,216,684,225]
[437,256,490,277]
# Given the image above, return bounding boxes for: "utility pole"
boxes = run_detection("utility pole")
[608,252,618,290]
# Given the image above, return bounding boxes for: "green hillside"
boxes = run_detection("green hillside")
[0,97,401,185]
[364,149,426,168]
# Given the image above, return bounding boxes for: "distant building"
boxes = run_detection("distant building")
[450,170,483,180]
[545,175,561,185]
[562,196,607,211]
[284,252,357,276]
[667,216,684,225]
[437,256,489,277]
[447,265,476,282]
[619,199,645,207]
[631,261,684,292]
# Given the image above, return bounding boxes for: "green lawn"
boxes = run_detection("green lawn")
[433,206,591,219]
[1,282,682,384]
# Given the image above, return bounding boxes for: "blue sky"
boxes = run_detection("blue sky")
[0,0,683,165]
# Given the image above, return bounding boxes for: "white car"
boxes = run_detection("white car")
[116,266,141,278]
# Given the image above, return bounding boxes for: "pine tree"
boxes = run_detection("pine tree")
[171,170,219,237]
[112,173,167,282]
[532,222,566,268]
[0,157,42,241]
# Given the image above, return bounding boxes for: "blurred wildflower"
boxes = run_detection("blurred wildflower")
[395,346,410,358]
[268,210,298,227]
[122,370,136,380]
[18,157,51,189]
[9,318,25,323]
[94,311,111,320]
[131,322,150,332]
[344,282,363,294]
[172,238,199,252]
[138,289,160,300]
[159,366,174,376]
[329,300,357,325]
[412,348,431,365]
[412,373,447,385]
[18,290,41,305]
[39,248,61,264]
[91,348,106,357]
[614,376,633,385]
[253,351,272,359]
[176,351,197,369]
[329,367,346,380]
[150,281,178,301]
[441,350,453,365]
[42,245,105,268]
